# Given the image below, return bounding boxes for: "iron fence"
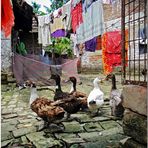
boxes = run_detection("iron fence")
[121,0,147,86]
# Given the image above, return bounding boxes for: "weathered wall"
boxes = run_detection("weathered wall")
[1,31,12,73]
[81,50,103,73]
[121,85,147,147]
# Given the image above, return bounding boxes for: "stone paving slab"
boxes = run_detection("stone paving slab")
[1,74,127,148]
[83,122,103,132]
[26,132,63,148]
[13,127,37,138]
[62,121,84,133]
[100,120,122,130]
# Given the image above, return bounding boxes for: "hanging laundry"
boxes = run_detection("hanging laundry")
[50,17,65,34]
[138,27,147,54]
[1,0,14,37]
[70,34,80,57]
[38,14,52,46]
[102,0,111,4]
[102,30,128,74]
[71,1,83,33]
[51,29,66,38]
[71,0,82,8]
[82,0,98,12]
[85,37,97,52]
[62,0,71,31]
[76,0,104,44]
[96,35,102,50]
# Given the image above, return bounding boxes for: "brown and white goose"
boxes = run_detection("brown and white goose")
[25,80,65,127]
[105,74,124,117]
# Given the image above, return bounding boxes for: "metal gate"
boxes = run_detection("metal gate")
[121,0,147,86]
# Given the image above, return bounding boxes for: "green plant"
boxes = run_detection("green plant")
[17,42,27,56]
[45,37,73,58]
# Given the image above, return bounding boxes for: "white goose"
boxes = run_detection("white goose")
[87,77,104,116]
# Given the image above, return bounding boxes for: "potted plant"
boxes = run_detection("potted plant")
[45,37,73,64]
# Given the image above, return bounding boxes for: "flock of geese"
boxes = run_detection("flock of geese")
[23,73,124,128]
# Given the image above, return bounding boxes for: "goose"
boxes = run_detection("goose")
[68,76,88,111]
[105,73,124,117]
[50,74,86,120]
[49,74,71,101]
[68,76,87,98]
[25,80,65,127]
[87,77,104,116]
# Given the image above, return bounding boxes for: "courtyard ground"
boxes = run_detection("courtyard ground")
[1,73,128,148]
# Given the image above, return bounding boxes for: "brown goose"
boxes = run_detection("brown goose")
[68,76,88,111]
[50,74,87,119]
[25,80,65,127]
[50,74,71,101]
[68,76,87,98]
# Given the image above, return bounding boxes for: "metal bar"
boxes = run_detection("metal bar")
[143,0,147,82]
[138,0,141,82]
[127,59,147,62]
[125,0,136,6]
[124,80,147,87]
[124,16,146,24]
[128,1,131,81]
[133,0,136,81]
[121,0,126,83]
[126,38,146,42]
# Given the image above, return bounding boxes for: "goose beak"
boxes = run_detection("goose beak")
[64,79,70,83]
[100,78,105,83]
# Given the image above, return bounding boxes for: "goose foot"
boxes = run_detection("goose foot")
[90,112,98,117]
[44,121,49,128]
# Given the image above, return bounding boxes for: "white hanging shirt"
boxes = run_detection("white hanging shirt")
[38,14,52,46]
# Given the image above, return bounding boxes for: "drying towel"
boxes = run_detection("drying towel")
[70,34,80,57]
[85,37,97,52]
[1,0,14,37]
[71,1,83,33]
[76,0,104,44]
[50,17,65,34]
[38,14,52,46]
[51,29,66,38]
[62,0,72,31]
[102,30,128,74]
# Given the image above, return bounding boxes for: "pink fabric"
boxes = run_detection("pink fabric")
[13,54,80,85]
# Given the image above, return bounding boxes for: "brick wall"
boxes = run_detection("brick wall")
[81,50,103,73]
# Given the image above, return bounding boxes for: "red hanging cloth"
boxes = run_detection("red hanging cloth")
[102,30,128,74]
[71,1,83,33]
[1,0,14,37]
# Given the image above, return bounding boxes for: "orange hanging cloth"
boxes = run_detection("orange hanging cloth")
[102,30,128,75]
[1,0,14,37]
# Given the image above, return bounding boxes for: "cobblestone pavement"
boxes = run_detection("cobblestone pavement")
[1,74,127,148]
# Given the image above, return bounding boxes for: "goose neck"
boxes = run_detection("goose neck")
[112,76,117,89]
[94,82,100,89]
[30,87,38,105]
[70,82,76,93]
[55,78,62,91]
